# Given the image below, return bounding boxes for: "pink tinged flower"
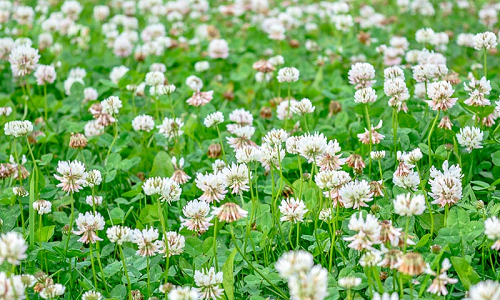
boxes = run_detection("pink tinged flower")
[73,212,105,244]
[221,163,250,194]
[54,160,87,193]
[180,200,213,234]
[279,198,308,223]
[195,173,227,203]
[426,81,457,111]
[428,160,463,207]
[132,227,161,257]
[339,180,374,209]
[186,91,214,107]
[357,120,385,144]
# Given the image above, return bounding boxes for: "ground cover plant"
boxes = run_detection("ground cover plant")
[1,0,500,299]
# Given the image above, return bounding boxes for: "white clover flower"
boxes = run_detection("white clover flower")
[339,180,374,209]
[279,198,308,223]
[9,45,40,77]
[101,96,122,115]
[457,126,483,152]
[4,120,33,137]
[33,200,52,215]
[291,98,315,115]
[74,212,105,244]
[106,225,133,245]
[473,32,498,50]
[393,193,426,216]
[132,114,155,132]
[275,250,314,279]
[204,112,224,128]
[34,65,57,85]
[109,65,129,84]
[0,232,27,265]
[180,200,213,234]
[85,170,102,187]
[40,283,66,299]
[82,291,102,300]
[145,71,165,86]
[132,227,161,257]
[160,231,185,257]
[194,268,224,300]
[354,87,377,103]
[54,160,87,193]
[277,67,300,83]
[338,276,362,289]
[485,216,500,250]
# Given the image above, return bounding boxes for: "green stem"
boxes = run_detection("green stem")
[364,104,372,177]
[216,125,227,163]
[427,111,441,167]
[229,225,290,300]
[89,242,98,288]
[119,245,132,300]
[106,121,119,161]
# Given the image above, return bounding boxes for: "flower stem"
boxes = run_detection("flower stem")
[89,242,98,289]
[229,225,290,300]
[427,111,441,167]
[119,245,132,300]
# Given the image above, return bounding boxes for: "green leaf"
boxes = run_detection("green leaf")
[450,256,481,289]
[36,225,55,242]
[222,249,237,300]
[149,151,174,177]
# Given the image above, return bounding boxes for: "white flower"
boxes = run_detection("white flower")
[9,45,40,76]
[344,212,381,251]
[34,65,57,85]
[428,160,463,207]
[194,268,224,300]
[473,32,498,50]
[86,195,103,206]
[275,250,314,279]
[74,212,105,244]
[132,115,155,132]
[40,283,65,299]
[195,173,227,203]
[101,96,122,115]
[393,193,426,216]
[180,200,213,234]
[279,198,308,223]
[186,75,203,91]
[457,126,483,152]
[145,71,165,86]
[54,160,87,193]
[33,200,52,215]
[0,232,27,265]
[339,180,374,209]
[222,163,250,194]
[143,177,181,203]
[0,273,25,299]
[82,291,102,300]
[4,120,33,137]
[84,170,102,187]
[291,98,315,115]
[157,118,184,140]
[168,286,199,300]
[208,39,229,59]
[354,87,377,103]
[160,231,185,257]
[106,225,133,245]
[485,216,500,250]
[373,293,399,300]
[263,129,289,146]
[195,61,210,72]
[464,281,500,300]
[348,62,376,89]
[109,65,129,84]
[338,276,362,289]
[298,132,328,162]
[277,67,300,83]
[132,227,161,257]
[204,112,224,128]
